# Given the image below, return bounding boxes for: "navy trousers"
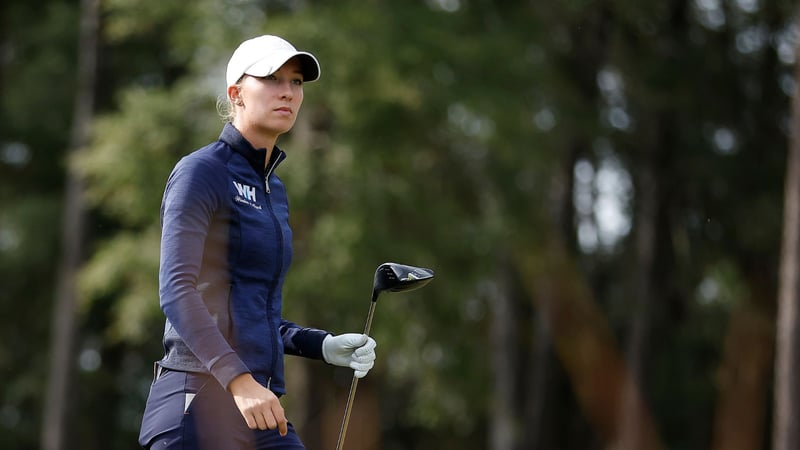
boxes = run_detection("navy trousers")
[139,367,305,450]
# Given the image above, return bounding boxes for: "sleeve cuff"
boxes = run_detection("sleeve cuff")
[210,352,251,390]
[299,329,330,360]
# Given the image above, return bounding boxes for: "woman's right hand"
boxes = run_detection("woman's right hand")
[228,373,288,436]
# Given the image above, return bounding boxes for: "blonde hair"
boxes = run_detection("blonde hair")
[216,94,235,123]
[217,78,244,122]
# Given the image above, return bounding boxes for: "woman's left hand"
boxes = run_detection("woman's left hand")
[322,333,377,378]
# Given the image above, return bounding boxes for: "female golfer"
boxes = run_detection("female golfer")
[138,35,377,450]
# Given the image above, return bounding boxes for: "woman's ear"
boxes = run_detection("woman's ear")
[227,85,243,106]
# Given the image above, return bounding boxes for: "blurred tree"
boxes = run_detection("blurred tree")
[1,1,798,449]
[773,14,800,450]
[42,1,98,449]
[0,0,80,449]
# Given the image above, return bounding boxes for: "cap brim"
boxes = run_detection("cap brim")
[244,51,320,82]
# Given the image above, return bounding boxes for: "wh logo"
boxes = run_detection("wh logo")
[233,181,257,202]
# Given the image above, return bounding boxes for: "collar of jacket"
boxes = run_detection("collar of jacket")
[218,122,287,175]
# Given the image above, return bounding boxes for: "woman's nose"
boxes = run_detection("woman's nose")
[280,81,293,99]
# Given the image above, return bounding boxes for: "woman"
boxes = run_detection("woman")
[138,35,377,450]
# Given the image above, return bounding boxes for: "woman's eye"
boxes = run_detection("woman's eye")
[292,79,303,86]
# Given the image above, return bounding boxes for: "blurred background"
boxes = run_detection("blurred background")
[3,0,800,449]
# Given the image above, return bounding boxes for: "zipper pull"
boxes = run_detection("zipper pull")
[266,376,272,390]
[263,149,286,195]
[264,150,285,195]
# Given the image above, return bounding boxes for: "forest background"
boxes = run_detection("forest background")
[3,0,800,449]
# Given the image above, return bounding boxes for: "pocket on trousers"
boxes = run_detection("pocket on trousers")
[138,369,187,447]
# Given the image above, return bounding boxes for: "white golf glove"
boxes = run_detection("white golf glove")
[322,333,377,378]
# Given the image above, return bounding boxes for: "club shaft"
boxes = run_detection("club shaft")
[335,299,378,450]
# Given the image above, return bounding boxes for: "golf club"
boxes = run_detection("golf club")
[334,262,435,450]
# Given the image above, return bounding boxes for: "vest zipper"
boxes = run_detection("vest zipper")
[262,149,285,390]
[263,152,282,194]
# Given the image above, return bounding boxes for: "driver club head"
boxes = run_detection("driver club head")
[372,262,435,300]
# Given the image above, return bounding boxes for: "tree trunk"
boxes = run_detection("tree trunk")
[321,377,381,450]
[712,297,773,450]
[617,118,660,450]
[41,0,98,449]
[488,257,518,450]
[514,240,664,450]
[524,283,555,450]
[771,17,800,450]
[522,140,579,450]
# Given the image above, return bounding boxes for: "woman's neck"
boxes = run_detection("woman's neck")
[232,120,277,168]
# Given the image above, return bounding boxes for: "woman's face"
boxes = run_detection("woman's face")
[234,57,305,141]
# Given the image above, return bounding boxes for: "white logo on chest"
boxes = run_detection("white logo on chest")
[233,181,261,209]
[233,181,257,202]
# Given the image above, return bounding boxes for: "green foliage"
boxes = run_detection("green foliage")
[0,1,83,448]
[77,227,161,341]
[3,0,799,448]
[75,82,219,227]
[73,79,221,345]
[0,196,61,448]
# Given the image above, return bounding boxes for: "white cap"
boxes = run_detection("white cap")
[225,35,320,87]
